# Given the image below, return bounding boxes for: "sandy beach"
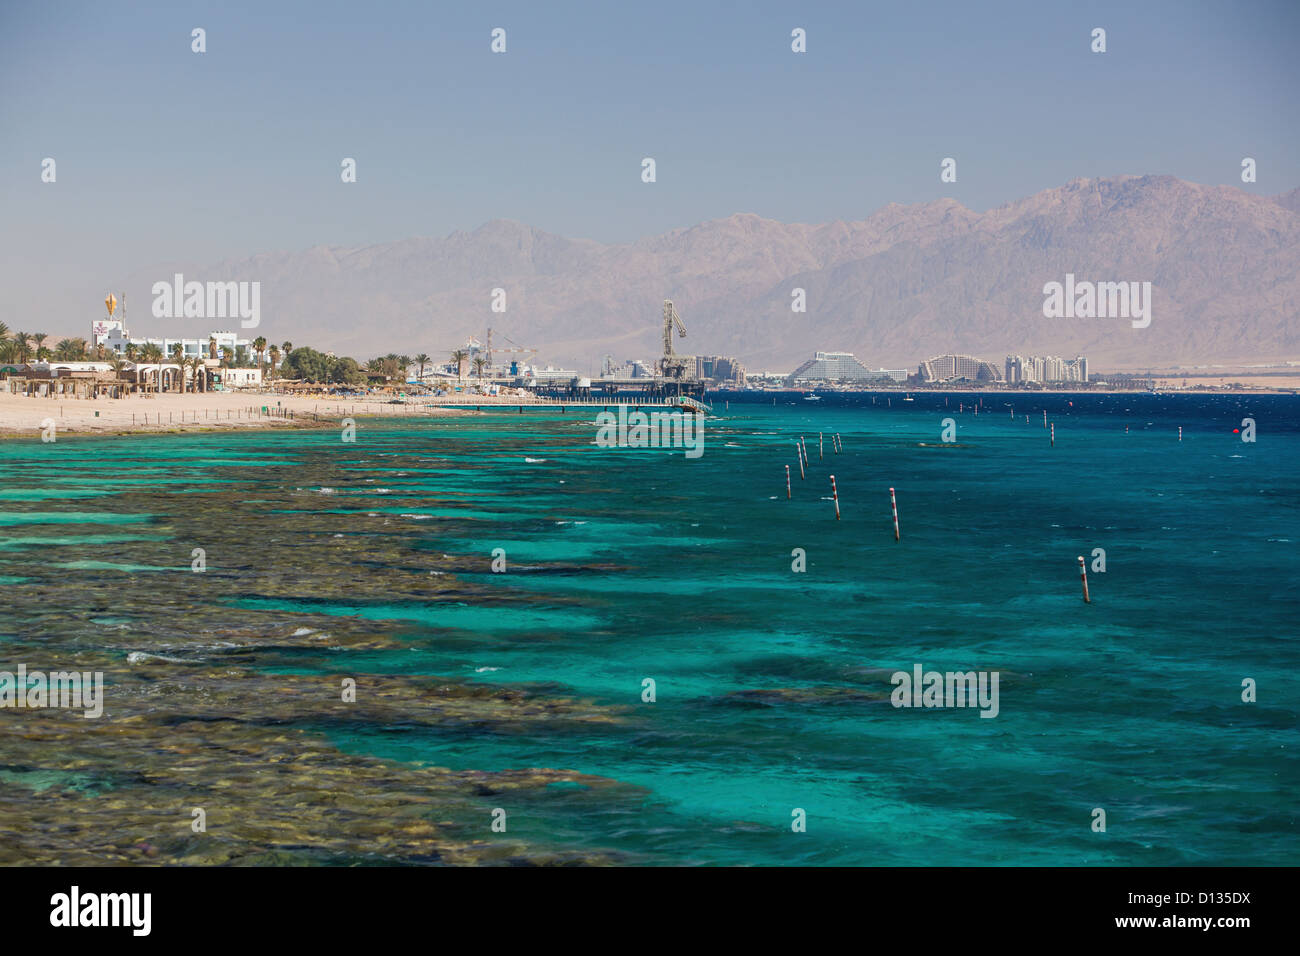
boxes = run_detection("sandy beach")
[0,390,475,437]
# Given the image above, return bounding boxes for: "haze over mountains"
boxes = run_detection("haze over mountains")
[137,175,1300,372]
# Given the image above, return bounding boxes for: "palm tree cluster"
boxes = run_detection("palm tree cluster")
[2,323,479,394]
[0,325,56,365]
[365,353,413,381]
[445,350,491,383]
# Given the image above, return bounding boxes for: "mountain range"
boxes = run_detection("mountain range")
[135,175,1300,372]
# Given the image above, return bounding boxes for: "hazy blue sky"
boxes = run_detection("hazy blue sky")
[1,0,1297,329]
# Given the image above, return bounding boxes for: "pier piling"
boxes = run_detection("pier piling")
[890,487,900,541]
[785,465,791,499]
[1078,556,1091,603]
[830,475,840,520]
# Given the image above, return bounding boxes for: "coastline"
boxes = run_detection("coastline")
[0,391,475,439]
[4,385,1293,439]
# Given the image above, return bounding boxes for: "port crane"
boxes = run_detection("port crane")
[659,299,693,380]
[480,327,537,369]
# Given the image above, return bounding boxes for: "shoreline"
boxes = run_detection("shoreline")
[3,386,1295,440]
[0,391,476,439]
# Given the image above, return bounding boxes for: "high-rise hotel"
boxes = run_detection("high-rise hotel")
[1005,355,1088,384]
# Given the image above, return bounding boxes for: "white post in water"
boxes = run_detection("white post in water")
[785,465,791,499]
[1078,555,1091,603]
[830,475,840,520]
[819,432,823,460]
[1051,422,1055,447]
[796,443,805,480]
[1179,426,1183,441]
[1043,409,1047,428]
[890,487,900,542]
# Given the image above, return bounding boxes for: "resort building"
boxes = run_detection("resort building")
[694,355,747,386]
[918,354,1003,383]
[600,359,656,380]
[3,358,260,395]
[214,367,264,387]
[786,351,891,385]
[1004,355,1089,384]
[91,318,256,361]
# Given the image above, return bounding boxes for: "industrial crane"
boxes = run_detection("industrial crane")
[659,299,692,379]
[481,327,537,369]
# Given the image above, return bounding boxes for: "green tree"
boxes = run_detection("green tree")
[171,344,185,392]
[142,343,164,391]
[253,335,267,382]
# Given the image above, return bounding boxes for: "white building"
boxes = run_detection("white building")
[1005,355,1089,384]
[216,367,264,387]
[91,319,256,361]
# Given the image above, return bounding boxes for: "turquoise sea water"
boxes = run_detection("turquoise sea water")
[1,392,1297,865]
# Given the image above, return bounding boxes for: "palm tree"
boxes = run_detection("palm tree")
[32,332,47,353]
[472,356,488,381]
[125,342,137,362]
[450,349,467,383]
[142,343,164,391]
[36,345,51,362]
[268,345,280,381]
[171,344,185,392]
[252,335,267,382]
[55,338,78,361]
[415,353,430,379]
[281,340,292,356]
[13,333,31,363]
[186,356,203,392]
[0,322,9,343]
